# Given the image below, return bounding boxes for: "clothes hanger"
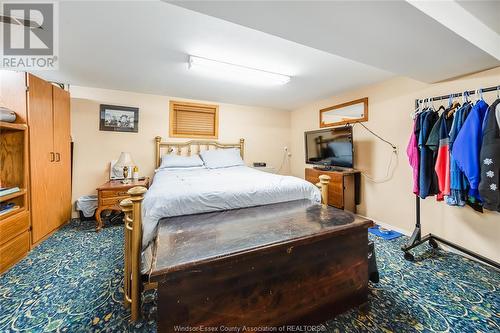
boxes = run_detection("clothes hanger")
[447,93,461,119]
[411,99,422,119]
[462,91,468,104]
[436,104,446,113]
[428,98,436,112]
[436,96,451,114]
[478,88,484,102]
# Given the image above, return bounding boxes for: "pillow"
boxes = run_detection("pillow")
[159,154,204,169]
[200,148,244,169]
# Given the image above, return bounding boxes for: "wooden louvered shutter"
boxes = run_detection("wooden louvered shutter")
[169,101,219,139]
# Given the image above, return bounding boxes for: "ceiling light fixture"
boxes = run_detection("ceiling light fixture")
[188,55,291,86]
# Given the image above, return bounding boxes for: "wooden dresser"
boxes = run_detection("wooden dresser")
[305,167,360,212]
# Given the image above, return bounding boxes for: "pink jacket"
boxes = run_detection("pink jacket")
[407,119,419,195]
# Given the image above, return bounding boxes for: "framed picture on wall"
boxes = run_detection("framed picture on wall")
[99,104,139,133]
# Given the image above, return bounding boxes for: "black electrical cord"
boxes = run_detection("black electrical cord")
[352,121,397,151]
[350,121,398,183]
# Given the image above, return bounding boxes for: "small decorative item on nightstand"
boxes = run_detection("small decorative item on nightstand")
[132,166,139,180]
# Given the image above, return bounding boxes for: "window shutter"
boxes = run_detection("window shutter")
[169,101,218,138]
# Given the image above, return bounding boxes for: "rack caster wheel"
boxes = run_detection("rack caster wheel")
[429,238,438,249]
[404,252,414,261]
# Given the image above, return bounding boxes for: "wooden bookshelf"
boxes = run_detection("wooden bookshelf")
[0,118,30,273]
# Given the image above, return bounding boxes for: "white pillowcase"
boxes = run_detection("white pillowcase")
[200,148,244,169]
[159,154,204,169]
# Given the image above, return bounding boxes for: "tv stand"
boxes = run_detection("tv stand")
[305,167,361,213]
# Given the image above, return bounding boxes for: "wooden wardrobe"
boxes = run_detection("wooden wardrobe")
[0,71,71,262]
[27,74,72,244]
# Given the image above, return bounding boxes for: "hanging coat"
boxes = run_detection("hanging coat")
[434,109,454,200]
[447,104,472,206]
[479,99,500,212]
[407,115,420,195]
[418,111,439,199]
[452,100,489,202]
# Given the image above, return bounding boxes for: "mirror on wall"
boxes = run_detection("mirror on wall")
[320,97,368,128]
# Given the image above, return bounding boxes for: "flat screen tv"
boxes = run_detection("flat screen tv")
[304,126,353,168]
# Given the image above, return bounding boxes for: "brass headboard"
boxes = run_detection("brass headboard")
[154,136,245,168]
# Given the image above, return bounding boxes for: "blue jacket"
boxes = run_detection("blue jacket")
[448,104,471,207]
[418,111,439,198]
[452,100,489,200]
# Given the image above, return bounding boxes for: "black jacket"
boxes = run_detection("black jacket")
[479,99,500,212]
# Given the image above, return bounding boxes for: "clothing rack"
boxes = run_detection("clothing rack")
[402,85,500,269]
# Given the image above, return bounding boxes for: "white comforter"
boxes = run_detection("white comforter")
[141,166,321,247]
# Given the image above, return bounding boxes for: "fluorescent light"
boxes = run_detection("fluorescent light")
[188,55,291,86]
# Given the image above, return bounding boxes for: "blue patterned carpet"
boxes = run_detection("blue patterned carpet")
[0,219,499,332]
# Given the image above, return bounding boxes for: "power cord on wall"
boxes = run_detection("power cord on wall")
[352,122,398,183]
[277,147,291,174]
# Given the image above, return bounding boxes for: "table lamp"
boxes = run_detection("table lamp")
[114,152,135,184]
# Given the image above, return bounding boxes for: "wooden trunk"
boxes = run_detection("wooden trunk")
[150,200,370,332]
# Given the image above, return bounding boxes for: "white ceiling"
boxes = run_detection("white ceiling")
[171,0,500,83]
[31,0,500,110]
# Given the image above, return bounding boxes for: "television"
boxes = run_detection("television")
[304,126,354,168]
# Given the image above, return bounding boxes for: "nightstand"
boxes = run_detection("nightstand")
[95,177,150,230]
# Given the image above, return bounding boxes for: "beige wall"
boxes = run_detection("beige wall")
[70,86,291,214]
[290,67,500,262]
[71,67,500,261]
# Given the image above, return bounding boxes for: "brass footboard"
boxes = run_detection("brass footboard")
[120,186,147,322]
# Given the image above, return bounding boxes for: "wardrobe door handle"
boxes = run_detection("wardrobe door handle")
[55,153,60,162]
[50,152,55,162]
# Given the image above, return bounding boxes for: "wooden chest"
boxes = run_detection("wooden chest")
[150,200,371,332]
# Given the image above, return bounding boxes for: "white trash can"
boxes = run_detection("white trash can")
[76,195,98,221]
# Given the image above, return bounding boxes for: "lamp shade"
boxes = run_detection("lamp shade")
[115,152,134,168]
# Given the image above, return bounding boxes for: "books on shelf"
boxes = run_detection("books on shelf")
[0,187,20,197]
[0,203,20,216]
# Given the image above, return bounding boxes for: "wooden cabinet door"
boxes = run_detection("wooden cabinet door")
[27,74,56,243]
[52,86,71,225]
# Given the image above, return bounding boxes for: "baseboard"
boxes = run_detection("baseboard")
[356,214,412,236]
[359,214,498,268]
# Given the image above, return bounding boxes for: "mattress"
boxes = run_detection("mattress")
[141,166,321,248]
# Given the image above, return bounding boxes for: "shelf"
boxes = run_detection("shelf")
[0,189,27,203]
[0,122,27,131]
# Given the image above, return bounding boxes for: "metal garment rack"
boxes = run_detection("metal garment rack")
[402,85,500,270]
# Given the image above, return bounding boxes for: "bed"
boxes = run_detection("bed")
[142,165,322,248]
[120,137,333,321]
